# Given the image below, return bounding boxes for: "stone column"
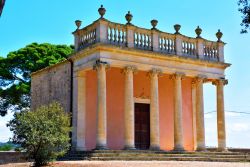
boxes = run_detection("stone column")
[93,60,109,150]
[123,66,137,150]
[72,71,86,151]
[171,72,185,151]
[149,68,162,150]
[191,81,197,150]
[213,79,228,151]
[194,76,206,151]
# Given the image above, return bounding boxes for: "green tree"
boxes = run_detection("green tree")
[0,43,73,116]
[0,144,13,151]
[238,0,250,33]
[7,102,71,166]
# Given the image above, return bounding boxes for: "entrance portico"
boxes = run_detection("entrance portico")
[72,53,229,151]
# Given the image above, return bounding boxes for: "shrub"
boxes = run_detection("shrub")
[7,102,71,166]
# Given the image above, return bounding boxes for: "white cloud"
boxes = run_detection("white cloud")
[0,112,14,142]
[230,123,250,132]
[204,114,214,119]
[225,111,242,117]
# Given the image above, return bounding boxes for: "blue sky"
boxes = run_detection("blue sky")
[1,1,250,148]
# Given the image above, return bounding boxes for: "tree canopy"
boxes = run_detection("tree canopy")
[0,43,73,116]
[238,0,250,33]
[7,102,71,166]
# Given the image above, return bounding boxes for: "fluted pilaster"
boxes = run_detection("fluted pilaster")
[191,81,197,150]
[72,71,86,151]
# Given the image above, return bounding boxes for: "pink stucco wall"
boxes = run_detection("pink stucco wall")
[85,67,193,151]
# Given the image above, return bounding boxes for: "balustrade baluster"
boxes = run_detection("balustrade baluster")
[168,39,171,52]
[108,28,110,41]
[114,28,117,43]
[162,38,164,50]
[111,28,113,42]
[187,43,190,54]
[171,40,174,53]
[146,35,149,48]
[193,44,195,55]
[137,33,140,47]
[164,38,167,51]
[149,35,152,48]
[121,30,125,43]
[148,35,151,49]
[139,34,142,47]
[118,28,121,44]
[142,34,145,48]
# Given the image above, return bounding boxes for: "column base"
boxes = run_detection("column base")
[172,146,185,152]
[217,147,228,152]
[76,146,87,151]
[150,145,160,151]
[195,147,207,152]
[94,145,109,150]
[123,146,136,150]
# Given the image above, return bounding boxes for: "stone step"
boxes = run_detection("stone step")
[86,156,249,162]
[69,150,246,155]
[60,150,250,162]
[67,153,248,158]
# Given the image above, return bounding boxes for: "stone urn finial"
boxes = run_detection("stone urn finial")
[195,26,202,38]
[75,20,82,29]
[98,5,106,18]
[151,19,158,30]
[174,24,181,34]
[125,11,133,25]
[216,29,223,42]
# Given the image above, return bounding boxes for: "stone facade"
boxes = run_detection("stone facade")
[31,61,71,113]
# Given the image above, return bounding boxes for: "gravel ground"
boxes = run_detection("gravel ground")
[1,161,250,167]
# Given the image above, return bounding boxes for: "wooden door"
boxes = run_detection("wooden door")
[135,103,150,150]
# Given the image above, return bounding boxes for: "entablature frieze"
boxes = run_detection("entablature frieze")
[72,45,229,81]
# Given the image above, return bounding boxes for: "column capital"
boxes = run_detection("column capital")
[148,68,162,78]
[212,79,228,86]
[192,75,207,84]
[73,71,86,78]
[93,60,110,71]
[122,66,137,75]
[170,72,185,80]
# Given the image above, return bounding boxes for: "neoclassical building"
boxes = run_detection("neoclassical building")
[31,6,230,152]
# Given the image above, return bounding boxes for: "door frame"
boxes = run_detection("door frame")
[134,101,151,150]
[134,97,150,104]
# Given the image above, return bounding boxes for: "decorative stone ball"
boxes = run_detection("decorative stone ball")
[75,20,82,29]
[151,19,158,30]
[195,26,202,38]
[174,24,181,34]
[98,5,106,18]
[216,29,223,42]
[125,11,133,25]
